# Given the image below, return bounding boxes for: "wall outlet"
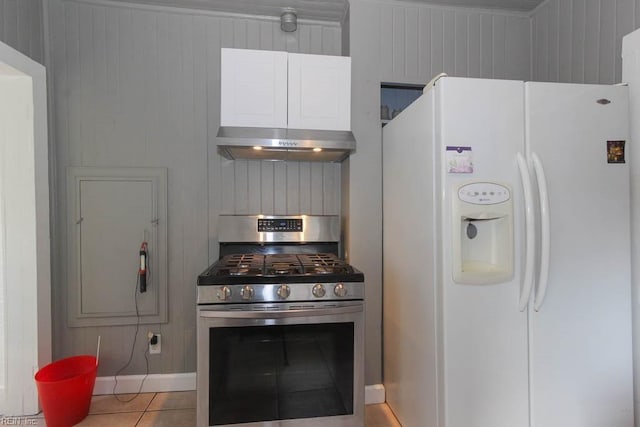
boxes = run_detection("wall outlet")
[149,333,161,354]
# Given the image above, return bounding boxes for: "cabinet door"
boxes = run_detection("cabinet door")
[287,53,351,131]
[220,48,288,128]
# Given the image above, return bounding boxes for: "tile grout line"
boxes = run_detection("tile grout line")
[134,392,157,426]
[133,410,145,427]
[144,392,158,411]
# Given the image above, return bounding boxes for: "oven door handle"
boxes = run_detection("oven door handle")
[199,304,363,319]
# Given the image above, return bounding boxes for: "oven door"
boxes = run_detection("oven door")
[197,302,364,427]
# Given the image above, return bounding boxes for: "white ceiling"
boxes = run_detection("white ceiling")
[107,0,544,22]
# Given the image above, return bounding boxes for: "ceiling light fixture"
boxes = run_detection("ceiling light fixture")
[281,9,297,33]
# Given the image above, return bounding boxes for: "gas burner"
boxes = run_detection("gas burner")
[265,255,303,275]
[266,266,302,275]
[229,268,250,276]
[313,267,335,274]
[271,262,296,274]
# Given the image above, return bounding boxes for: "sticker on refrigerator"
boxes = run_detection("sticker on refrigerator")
[607,140,626,164]
[446,146,473,173]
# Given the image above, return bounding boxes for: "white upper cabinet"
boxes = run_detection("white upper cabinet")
[287,53,351,131]
[220,48,351,131]
[220,48,288,128]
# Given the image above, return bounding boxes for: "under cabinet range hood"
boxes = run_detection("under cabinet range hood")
[216,126,356,162]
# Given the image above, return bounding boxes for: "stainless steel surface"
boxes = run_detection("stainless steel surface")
[334,282,348,297]
[196,301,365,427]
[216,286,231,301]
[197,281,364,304]
[312,283,326,298]
[198,301,363,318]
[240,285,254,300]
[277,284,291,299]
[218,214,340,243]
[216,126,356,162]
[198,212,364,426]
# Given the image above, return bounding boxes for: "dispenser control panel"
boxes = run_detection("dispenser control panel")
[458,182,510,205]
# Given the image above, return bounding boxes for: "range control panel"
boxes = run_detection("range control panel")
[458,182,511,205]
[257,218,303,232]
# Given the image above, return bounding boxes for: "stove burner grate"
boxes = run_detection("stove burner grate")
[204,253,355,279]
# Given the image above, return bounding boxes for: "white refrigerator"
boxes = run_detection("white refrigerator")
[623,28,640,427]
[382,76,633,427]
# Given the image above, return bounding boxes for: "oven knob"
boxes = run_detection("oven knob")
[240,285,255,300]
[312,284,326,298]
[217,286,231,301]
[277,284,291,300]
[334,283,348,297]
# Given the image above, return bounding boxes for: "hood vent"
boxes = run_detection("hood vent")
[216,126,356,162]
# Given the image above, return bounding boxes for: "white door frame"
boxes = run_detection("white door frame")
[0,41,50,416]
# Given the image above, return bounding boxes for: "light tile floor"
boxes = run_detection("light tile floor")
[19,391,402,426]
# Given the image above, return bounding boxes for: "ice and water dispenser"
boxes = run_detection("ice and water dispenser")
[452,182,514,285]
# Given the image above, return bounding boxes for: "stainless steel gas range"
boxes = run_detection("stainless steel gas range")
[196,215,365,427]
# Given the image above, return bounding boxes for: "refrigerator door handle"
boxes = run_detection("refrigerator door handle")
[532,153,550,311]
[517,152,535,311]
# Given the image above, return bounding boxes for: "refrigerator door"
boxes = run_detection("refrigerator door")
[525,82,633,427]
[439,78,529,427]
[622,28,640,420]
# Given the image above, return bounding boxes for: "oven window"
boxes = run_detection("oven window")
[209,323,354,425]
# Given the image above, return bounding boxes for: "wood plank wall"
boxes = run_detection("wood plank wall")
[47,0,341,375]
[531,0,640,84]
[374,1,531,85]
[0,0,44,63]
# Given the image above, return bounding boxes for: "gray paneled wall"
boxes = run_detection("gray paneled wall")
[47,0,341,375]
[531,0,640,83]
[218,160,340,215]
[0,0,44,63]
[375,2,531,84]
[347,0,531,385]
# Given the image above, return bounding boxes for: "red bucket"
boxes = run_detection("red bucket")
[34,355,97,427]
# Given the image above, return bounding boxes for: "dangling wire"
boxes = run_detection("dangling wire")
[112,265,150,402]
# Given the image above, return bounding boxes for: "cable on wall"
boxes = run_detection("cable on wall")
[111,243,151,402]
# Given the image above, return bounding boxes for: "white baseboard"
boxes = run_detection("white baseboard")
[365,384,385,404]
[95,373,386,405]
[93,372,196,395]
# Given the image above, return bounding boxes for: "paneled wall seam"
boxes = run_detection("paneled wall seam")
[614,0,619,80]
[582,0,586,82]
[596,0,601,83]
[493,15,496,77]
[529,9,534,80]
[465,13,470,76]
